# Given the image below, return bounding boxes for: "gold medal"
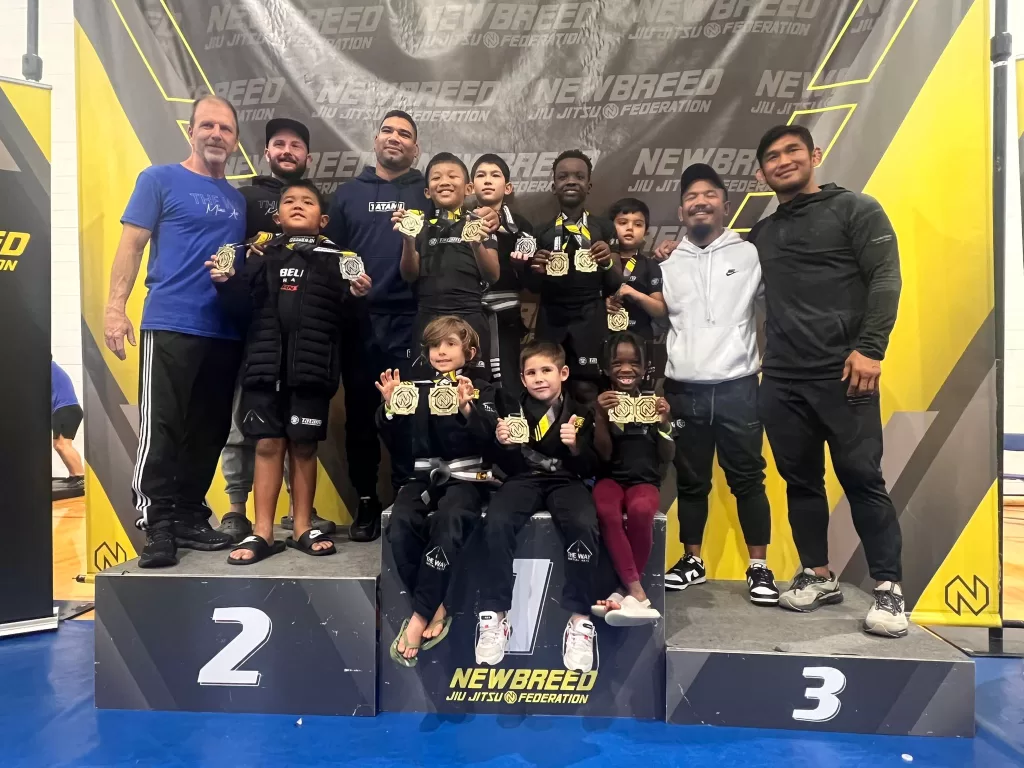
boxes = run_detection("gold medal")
[574,248,597,273]
[461,218,487,243]
[634,395,660,424]
[212,244,236,275]
[390,381,419,415]
[428,383,459,416]
[608,308,630,331]
[397,210,424,237]
[546,252,569,277]
[608,393,635,425]
[505,415,530,444]
[340,253,365,280]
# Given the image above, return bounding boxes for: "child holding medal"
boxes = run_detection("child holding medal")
[476,341,601,674]
[471,154,534,400]
[208,180,371,564]
[392,152,501,380]
[591,332,673,626]
[605,198,666,380]
[375,316,501,667]
[527,150,621,407]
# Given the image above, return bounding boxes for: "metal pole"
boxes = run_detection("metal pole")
[21,0,42,82]
[993,0,1011,651]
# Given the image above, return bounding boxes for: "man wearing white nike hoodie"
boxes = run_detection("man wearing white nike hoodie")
[659,164,778,606]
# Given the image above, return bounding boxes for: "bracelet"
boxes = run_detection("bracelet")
[657,426,674,440]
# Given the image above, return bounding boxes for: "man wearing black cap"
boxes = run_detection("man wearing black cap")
[217,117,336,542]
[659,163,778,606]
[751,125,905,638]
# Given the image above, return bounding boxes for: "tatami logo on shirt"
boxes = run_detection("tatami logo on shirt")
[369,201,403,212]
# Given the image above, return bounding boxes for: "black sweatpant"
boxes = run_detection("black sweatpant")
[132,330,242,528]
[388,480,488,620]
[339,307,414,497]
[758,376,902,582]
[665,375,771,548]
[488,307,523,401]
[479,474,599,616]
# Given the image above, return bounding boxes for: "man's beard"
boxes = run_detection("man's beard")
[270,158,306,181]
[688,222,713,242]
[378,148,411,172]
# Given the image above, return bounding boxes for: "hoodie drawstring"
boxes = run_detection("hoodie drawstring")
[696,245,716,324]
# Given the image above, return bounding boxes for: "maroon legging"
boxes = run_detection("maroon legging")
[593,479,659,587]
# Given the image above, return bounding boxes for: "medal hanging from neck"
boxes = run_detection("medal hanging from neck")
[212,243,238,277]
[428,374,459,416]
[609,393,635,425]
[390,381,419,415]
[608,255,636,331]
[504,408,530,444]
[461,212,488,243]
[339,250,365,280]
[557,211,595,273]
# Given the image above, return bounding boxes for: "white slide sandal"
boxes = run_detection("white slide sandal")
[591,592,625,619]
[605,595,661,627]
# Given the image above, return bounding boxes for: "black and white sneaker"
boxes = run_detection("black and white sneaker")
[864,582,909,638]
[746,563,780,605]
[665,554,707,591]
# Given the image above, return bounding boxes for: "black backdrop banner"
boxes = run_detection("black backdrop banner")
[0,77,55,636]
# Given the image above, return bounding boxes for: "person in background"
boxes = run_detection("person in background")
[51,358,85,492]
[326,110,425,542]
[217,117,337,543]
[751,125,906,638]
[659,163,778,606]
[104,95,244,568]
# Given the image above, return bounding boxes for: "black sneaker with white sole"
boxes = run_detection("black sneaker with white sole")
[138,529,178,568]
[746,563,780,605]
[665,554,706,591]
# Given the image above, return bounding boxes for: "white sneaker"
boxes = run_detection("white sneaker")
[475,611,511,665]
[778,568,843,612]
[864,582,909,638]
[563,617,597,673]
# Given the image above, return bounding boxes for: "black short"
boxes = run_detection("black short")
[535,301,606,379]
[239,388,330,443]
[52,404,83,440]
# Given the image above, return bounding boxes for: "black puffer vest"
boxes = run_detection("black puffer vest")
[241,234,348,394]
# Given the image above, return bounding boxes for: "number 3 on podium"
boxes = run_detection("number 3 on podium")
[791,666,846,723]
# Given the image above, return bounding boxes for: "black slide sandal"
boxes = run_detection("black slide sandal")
[286,528,336,557]
[227,535,285,565]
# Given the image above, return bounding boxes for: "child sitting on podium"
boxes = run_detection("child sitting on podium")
[377,316,500,667]
[591,332,673,626]
[475,341,601,674]
[208,179,371,565]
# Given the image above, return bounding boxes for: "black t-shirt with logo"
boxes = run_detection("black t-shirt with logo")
[604,419,664,486]
[415,214,498,316]
[618,253,663,339]
[491,210,533,294]
[532,213,621,309]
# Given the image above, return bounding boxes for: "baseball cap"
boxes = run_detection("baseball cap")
[679,163,727,200]
[265,117,310,150]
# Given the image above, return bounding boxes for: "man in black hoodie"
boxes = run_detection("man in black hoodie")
[749,125,906,638]
[326,110,425,542]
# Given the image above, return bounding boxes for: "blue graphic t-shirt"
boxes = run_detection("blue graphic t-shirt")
[121,164,246,339]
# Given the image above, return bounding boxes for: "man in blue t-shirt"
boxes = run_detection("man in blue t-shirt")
[325,109,424,542]
[104,95,246,568]
[52,359,85,491]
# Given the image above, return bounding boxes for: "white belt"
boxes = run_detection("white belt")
[483,291,520,313]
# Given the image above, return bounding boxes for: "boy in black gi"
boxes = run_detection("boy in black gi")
[378,316,500,666]
[529,150,621,405]
[393,152,500,379]
[471,153,533,399]
[209,179,371,564]
[476,341,601,673]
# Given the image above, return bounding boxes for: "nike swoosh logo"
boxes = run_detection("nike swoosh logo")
[725,269,737,276]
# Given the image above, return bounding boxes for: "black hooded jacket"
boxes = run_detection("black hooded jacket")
[749,183,901,380]
[240,176,285,239]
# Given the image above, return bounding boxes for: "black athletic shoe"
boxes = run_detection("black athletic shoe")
[665,554,707,591]
[349,496,382,542]
[217,512,253,544]
[138,529,178,568]
[281,509,337,535]
[172,518,233,551]
[746,564,780,605]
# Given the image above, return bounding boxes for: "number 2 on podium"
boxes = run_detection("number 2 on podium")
[197,607,273,687]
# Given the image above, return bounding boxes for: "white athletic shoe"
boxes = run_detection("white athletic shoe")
[475,611,511,666]
[563,617,597,673]
[864,582,909,638]
[778,568,843,612]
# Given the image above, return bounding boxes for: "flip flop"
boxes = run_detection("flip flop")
[227,535,285,565]
[421,615,453,652]
[285,528,336,557]
[605,595,662,627]
[390,618,420,667]
[592,592,625,619]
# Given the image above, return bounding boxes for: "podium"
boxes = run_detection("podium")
[94,534,379,717]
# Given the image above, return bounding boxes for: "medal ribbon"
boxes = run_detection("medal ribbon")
[498,205,518,235]
[554,211,590,253]
[532,399,562,442]
[432,370,459,385]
